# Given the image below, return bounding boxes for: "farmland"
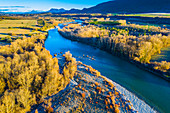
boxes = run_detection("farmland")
[0,19,48,42]
[0,20,38,28]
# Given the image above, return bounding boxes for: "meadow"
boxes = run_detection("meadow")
[0,20,38,28]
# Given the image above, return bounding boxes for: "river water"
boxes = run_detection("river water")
[45,28,170,113]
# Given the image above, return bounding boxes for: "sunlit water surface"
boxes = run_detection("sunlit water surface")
[45,28,170,113]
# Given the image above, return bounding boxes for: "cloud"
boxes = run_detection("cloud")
[0,9,19,12]
[0,9,10,11]
[0,6,28,8]
[0,6,31,12]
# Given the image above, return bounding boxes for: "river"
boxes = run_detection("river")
[45,28,170,113]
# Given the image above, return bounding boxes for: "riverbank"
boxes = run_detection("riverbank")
[31,52,156,113]
[58,26,170,81]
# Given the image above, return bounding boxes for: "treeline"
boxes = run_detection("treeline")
[0,34,77,112]
[122,24,170,34]
[59,25,170,77]
[89,21,121,26]
[62,25,110,38]
[37,19,55,31]
[0,32,47,43]
[114,24,170,36]
[88,20,170,36]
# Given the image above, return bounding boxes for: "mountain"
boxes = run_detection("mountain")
[2,0,170,15]
[80,0,170,13]
[28,10,44,14]
[46,8,81,14]
[65,8,81,13]
[47,8,67,14]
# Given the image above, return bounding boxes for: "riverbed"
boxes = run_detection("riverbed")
[45,28,170,113]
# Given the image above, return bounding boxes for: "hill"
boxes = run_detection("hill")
[80,0,170,13]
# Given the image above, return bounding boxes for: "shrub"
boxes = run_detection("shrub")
[81,93,86,98]
[63,51,77,79]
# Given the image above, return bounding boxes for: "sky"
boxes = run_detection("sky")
[0,0,111,12]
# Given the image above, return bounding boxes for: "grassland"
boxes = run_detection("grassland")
[0,20,38,28]
[0,19,45,42]
[0,29,40,34]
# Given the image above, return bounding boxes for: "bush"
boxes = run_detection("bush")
[63,51,77,79]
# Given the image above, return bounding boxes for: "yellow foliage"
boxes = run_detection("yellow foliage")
[0,35,76,113]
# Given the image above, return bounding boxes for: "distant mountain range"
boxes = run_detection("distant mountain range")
[47,0,170,14]
[47,8,67,13]
[1,0,170,14]
[46,8,81,14]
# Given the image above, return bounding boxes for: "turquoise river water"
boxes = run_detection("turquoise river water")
[45,28,170,113]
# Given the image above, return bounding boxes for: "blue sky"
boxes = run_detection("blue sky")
[0,0,111,12]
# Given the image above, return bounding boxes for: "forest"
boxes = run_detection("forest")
[0,34,77,112]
